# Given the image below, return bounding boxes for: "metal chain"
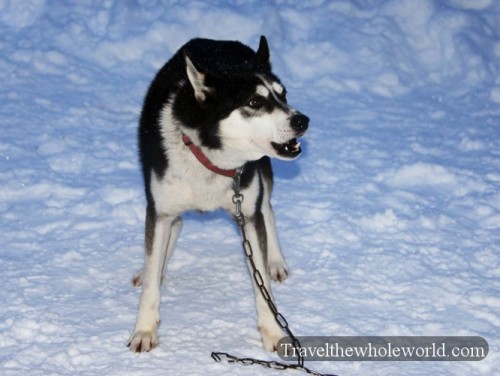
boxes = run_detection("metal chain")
[211,168,338,376]
[211,352,334,376]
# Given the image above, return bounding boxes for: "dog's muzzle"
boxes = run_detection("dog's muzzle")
[271,113,309,159]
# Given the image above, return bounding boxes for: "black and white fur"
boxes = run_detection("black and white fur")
[129,36,309,353]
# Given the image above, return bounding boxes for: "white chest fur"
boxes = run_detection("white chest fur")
[150,161,235,216]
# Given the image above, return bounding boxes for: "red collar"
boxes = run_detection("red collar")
[182,134,238,178]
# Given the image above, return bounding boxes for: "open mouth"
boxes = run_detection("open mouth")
[271,138,302,158]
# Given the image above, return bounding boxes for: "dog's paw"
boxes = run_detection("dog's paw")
[269,261,288,282]
[128,330,158,353]
[259,324,286,352]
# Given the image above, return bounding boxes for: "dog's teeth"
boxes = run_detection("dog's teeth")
[293,142,301,151]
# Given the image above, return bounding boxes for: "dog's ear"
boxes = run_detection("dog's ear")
[185,54,210,102]
[254,35,271,70]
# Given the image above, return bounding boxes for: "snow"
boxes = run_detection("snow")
[0,0,499,375]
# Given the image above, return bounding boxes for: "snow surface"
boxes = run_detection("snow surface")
[1,0,499,375]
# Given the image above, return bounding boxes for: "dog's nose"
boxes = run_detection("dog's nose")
[291,114,309,133]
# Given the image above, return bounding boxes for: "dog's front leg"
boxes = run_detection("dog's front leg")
[132,215,182,287]
[129,212,175,352]
[243,214,286,351]
[261,200,289,282]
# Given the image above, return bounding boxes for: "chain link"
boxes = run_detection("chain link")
[211,168,338,376]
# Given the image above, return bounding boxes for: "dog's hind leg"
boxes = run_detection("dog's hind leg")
[244,213,286,352]
[128,208,178,352]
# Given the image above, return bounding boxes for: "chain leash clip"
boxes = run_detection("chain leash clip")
[232,168,245,227]
[211,167,338,376]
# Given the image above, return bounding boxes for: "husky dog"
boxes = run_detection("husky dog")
[129,36,309,353]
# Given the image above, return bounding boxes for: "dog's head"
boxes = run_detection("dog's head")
[182,36,309,164]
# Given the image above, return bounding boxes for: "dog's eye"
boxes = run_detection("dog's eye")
[248,97,265,109]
